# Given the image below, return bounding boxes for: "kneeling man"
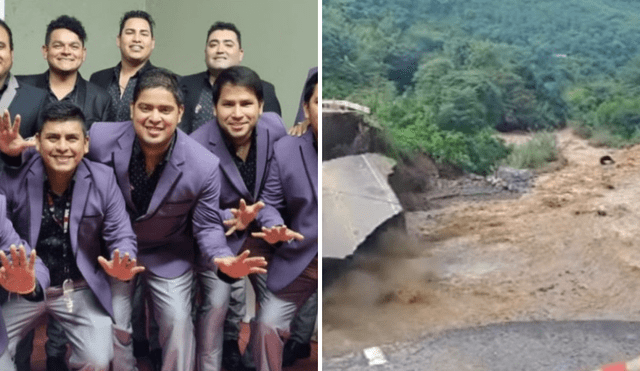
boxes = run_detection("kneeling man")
[0,101,143,370]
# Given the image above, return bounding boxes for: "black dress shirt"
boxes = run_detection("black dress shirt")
[36,179,83,287]
[108,63,140,122]
[43,72,79,106]
[191,75,214,133]
[128,135,176,219]
[222,131,257,196]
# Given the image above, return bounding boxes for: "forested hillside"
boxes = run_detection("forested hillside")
[323,0,640,174]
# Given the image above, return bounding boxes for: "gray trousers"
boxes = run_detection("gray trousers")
[249,259,317,371]
[289,291,317,343]
[118,270,195,371]
[110,278,139,371]
[0,346,15,371]
[3,285,114,371]
[195,269,230,371]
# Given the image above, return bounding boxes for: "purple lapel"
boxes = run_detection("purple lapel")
[113,126,136,211]
[143,133,184,219]
[254,124,270,200]
[27,162,44,247]
[207,120,252,200]
[69,161,91,255]
[299,130,318,201]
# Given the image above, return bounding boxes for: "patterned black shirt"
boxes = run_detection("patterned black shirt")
[36,178,83,287]
[107,63,141,122]
[43,71,79,106]
[191,75,215,133]
[128,135,177,219]
[222,131,257,197]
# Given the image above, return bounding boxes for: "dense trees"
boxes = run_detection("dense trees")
[324,0,640,172]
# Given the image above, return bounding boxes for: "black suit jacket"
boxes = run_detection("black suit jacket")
[0,77,47,172]
[16,71,112,126]
[179,71,281,134]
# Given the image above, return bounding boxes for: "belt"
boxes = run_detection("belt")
[45,279,89,298]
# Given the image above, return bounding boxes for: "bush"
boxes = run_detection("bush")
[502,132,557,169]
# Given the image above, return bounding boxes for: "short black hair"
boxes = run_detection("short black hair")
[303,72,318,105]
[212,66,263,106]
[133,67,183,106]
[0,19,14,50]
[39,101,87,135]
[45,15,87,46]
[119,10,155,37]
[207,21,241,48]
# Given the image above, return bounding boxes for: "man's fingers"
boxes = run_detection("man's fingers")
[223,219,236,226]
[239,199,247,210]
[249,267,267,274]
[225,226,237,236]
[0,251,10,269]
[254,201,265,213]
[9,245,19,266]
[291,231,305,241]
[27,249,36,271]
[251,232,266,239]
[1,110,10,129]
[12,114,21,132]
[97,256,110,271]
[131,266,145,275]
[112,250,121,265]
[237,250,250,260]
[16,245,27,261]
[245,257,268,267]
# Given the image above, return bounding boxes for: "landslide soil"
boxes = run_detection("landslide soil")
[323,129,640,357]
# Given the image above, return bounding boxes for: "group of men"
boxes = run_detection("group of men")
[0,9,318,371]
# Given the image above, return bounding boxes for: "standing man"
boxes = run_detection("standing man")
[87,67,267,371]
[17,15,112,127]
[190,66,287,371]
[90,10,155,122]
[180,21,281,134]
[0,101,144,370]
[0,19,47,171]
[250,72,319,371]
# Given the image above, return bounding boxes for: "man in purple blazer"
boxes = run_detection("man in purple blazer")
[0,101,143,370]
[86,67,267,371]
[190,66,287,371]
[250,71,318,371]
[0,195,50,371]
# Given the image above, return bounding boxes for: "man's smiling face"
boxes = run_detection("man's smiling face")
[205,29,244,72]
[43,28,86,75]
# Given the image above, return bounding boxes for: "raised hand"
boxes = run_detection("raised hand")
[0,244,36,294]
[287,119,309,137]
[223,199,265,236]
[0,110,35,157]
[252,225,304,245]
[214,250,267,278]
[98,249,145,282]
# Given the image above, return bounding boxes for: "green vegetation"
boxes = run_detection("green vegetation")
[502,133,558,170]
[324,0,640,174]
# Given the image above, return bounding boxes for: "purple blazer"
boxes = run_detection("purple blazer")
[0,194,51,354]
[0,155,137,318]
[257,130,318,292]
[87,121,233,278]
[189,112,287,255]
